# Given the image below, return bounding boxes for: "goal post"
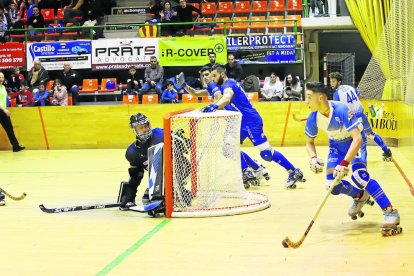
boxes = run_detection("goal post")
[163,109,270,218]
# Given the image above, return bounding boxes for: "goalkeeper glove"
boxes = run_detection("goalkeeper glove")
[201,104,219,113]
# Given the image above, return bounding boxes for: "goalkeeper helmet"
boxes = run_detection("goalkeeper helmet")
[130,113,152,143]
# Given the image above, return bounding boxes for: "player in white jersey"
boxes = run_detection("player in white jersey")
[329,72,392,161]
[304,81,401,236]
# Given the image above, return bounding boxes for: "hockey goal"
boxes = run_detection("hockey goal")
[163,109,270,218]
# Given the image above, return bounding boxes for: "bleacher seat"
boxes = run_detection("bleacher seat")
[41,9,55,22]
[56,8,64,20]
[285,15,302,28]
[187,2,201,14]
[234,1,251,14]
[142,94,159,104]
[11,98,16,107]
[214,17,231,34]
[246,92,259,102]
[194,17,214,35]
[269,0,285,12]
[250,16,267,33]
[252,1,267,14]
[182,94,199,103]
[80,79,98,93]
[99,78,117,92]
[267,15,284,30]
[217,1,234,14]
[122,94,138,104]
[46,80,54,91]
[201,96,214,103]
[201,2,216,16]
[231,17,248,33]
[68,95,73,106]
[287,0,303,11]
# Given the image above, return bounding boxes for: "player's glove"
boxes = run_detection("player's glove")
[201,104,219,113]
[310,157,324,174]
[333,160,349,180]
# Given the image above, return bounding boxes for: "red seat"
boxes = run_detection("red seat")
[269,0,285,12]
[252,1,268,14]
[181,94,199,103]
[56,8,64,20]
[99,78,117,92]
[142,94,159,104]
[234,1,250,14]
[41,9,55,22]
[80,79,98,93]
[287,0,303,11]
[217,1,234,14]
[122,94,138,104]
[200,2,216,16]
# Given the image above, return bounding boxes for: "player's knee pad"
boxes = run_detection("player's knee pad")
[325,179,341,195]
[260,148,273,162]
[351,169,370,188]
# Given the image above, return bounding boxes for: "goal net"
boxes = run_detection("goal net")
[324,53,355,87]
[357,0,414,103]
[163,109,270,218]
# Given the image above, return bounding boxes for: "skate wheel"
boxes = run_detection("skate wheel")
[366,199,375,206]
[301,178,306,183]
[287,184,296,189]
[265,176,270,181]
[358,211,364,218]
[351,215,357,220]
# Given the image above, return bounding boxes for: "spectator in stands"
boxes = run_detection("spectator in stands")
[0,71,25,152]
[58,62,81,105]
[260,72,283,102]
[202,52,217,70]
[174,0,203,36]
[29,83,49,106]
[63,0,85,24]
[6,2,18,27]
[0,8,8,43]
[160,80,179,103]
[148,0,163,22]
[11,80,33,107]
[82,0,104,38]
[51,78,68,106]
[159,1,176,36]
[6,67,24,93]
[125,65,141,95]
[140,56,164,97]
[26,5,45,40]
[283,74,302,101]
[27,59,49,89]
[225,53,243,82]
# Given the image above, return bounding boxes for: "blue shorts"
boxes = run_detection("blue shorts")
[326,139,367,170]
[240,123,268,146]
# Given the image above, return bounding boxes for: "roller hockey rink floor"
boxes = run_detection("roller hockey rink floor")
[0,146,413,275]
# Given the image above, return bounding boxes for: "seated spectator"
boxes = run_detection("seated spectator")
[148,0,163,23]
[140,56,164,97]
[6,66,25,93]
[283,73,303,101]
[29,83,50,106]
[0,8,8,43]
[26,5,45,40]
[159,1,176,36]
[260,72,283,102]
[63,0,85,24]
[82,0,104,38]
[174,0,203,36]
[124,65,141,95]
[51,78,68,106]
[160,81,179,103]
[58,62,81,105]
[27,59,49,89]
[6,2,19,28]
[10,81,33,107]
[225,53,243,82]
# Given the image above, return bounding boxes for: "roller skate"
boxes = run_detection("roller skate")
[254,164,271,182]
[242,168,259,189]
[285,168,306,189]
[381,208,402,236]
[348,190,374,220]
[382,149,392,162]
[0,192,5,206]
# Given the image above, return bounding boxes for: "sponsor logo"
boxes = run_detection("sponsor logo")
[367,103,397,131]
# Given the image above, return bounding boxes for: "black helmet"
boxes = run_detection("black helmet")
[130,113,152,143]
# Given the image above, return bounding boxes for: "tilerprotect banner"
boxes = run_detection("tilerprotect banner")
[226,34,296,64]
[91,38,157,71]
[26,41,92,70]
[158,36,227,66]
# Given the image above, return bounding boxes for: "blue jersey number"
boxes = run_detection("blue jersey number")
[346,92,358,104]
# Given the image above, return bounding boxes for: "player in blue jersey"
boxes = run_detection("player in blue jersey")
[120,113,165,210]
[197,65,305,189]
[329,72,392,161]
[304,81,401,236]
[179,66,271,188]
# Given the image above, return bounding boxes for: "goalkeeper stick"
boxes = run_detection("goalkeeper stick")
[39,202,121,213]
[282,178,340,249]
[0,187,27,201]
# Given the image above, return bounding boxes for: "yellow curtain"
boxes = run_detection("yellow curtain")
[345,0,393,53]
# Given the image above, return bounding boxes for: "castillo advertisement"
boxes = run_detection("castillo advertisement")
[0,42,25,69]
[26,41,92,70]
[226,34,296,64]
[158,36,227,66]
[91,38,157,70]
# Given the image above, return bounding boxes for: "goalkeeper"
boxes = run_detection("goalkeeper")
[181,65,305,189]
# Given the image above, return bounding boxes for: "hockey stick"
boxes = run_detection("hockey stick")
[292,114,307,122]
[282,178,340,249]
[39,202,121,213]
[0,187,27,201]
